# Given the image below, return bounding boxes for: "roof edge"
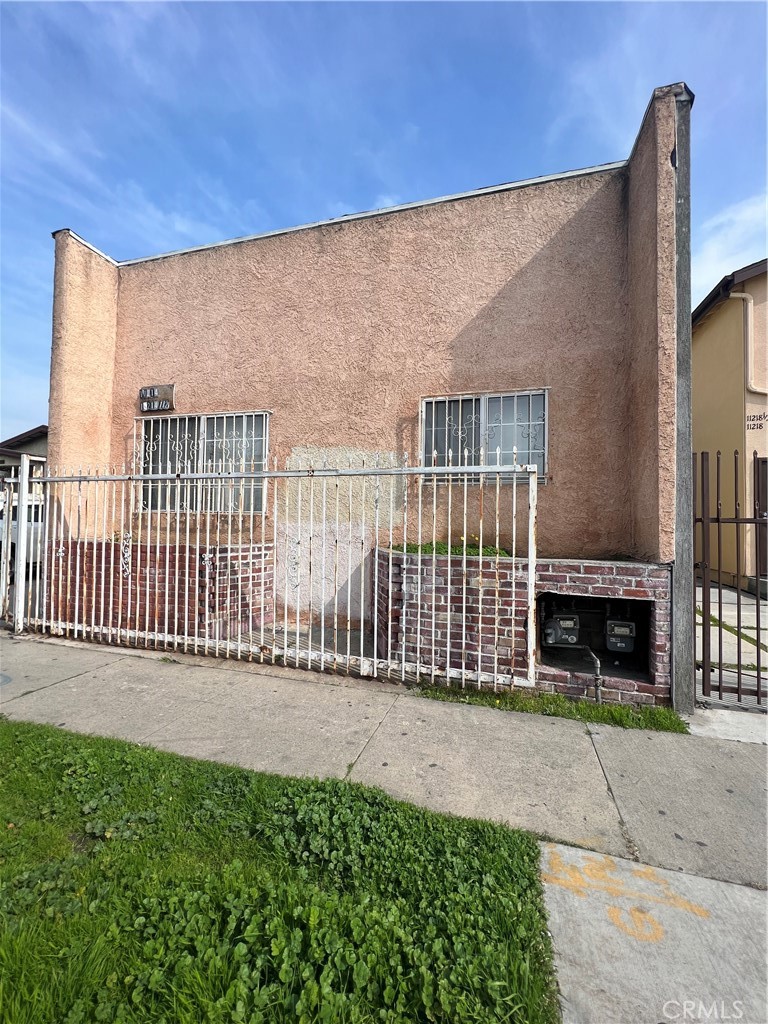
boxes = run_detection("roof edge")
[51,229,118,266]
[692,258,767,326]
[627,82,694,166]
[57,159,626,270]
[0,424,48,449]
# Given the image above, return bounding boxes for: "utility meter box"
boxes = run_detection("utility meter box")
[605,620,636,653]
[543,613,580,647]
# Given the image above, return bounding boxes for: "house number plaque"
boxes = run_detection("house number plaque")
[139,384,175,413]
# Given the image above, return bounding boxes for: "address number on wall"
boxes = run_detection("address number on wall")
[139,384,175,413]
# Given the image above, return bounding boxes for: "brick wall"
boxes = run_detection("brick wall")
[377,550,672,705]
[44,541,274,646]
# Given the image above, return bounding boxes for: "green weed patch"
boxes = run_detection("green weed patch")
[396,542,511,558]
[416,686,688,733]
[0,720,558,1023]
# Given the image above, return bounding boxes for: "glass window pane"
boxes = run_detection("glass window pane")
[141,413,267,513]
[483,391,547,477]
[486,397,501,458]
[459,398,479,464]
[143,419,174,511]
[434,401,447,465]
[423,401,434,465]
[526,421,545,454]
[531,392,545,423]
[445,399,460,463]
[501,423,517,461]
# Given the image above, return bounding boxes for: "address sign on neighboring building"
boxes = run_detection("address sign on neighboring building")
[139,384,175,413]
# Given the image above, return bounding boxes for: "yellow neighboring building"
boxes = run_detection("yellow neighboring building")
[692,259,767,591]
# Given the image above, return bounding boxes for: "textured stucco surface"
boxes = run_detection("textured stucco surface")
[743,272,768,437]
[49,232,117,470]
[737,274,767,580]
[693,270,767,578]
[98,171,634,560]
[50,88,684,563]
[692,299,745,578]
[626,87,680,563]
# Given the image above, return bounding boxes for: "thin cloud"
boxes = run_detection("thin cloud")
[372,193,402,210]
[691,193,767,305]
[539,5,738,159]
[1,103,105,190]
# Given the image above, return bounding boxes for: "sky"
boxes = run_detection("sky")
[1,1,766,440]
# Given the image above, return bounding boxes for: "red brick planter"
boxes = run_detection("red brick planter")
[376,549,672,705]
[43,541,274,645]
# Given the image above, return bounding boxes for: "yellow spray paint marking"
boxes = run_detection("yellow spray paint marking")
[542,846,710,942]
[607,905,666,942]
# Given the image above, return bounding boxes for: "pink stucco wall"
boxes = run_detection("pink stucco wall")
[626,86,680,563]
[48,86,689,564]
[49,233,118,470]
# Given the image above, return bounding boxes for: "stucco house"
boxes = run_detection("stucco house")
[692,259,767,591]
[0,424,48,479]
[41,83,695,711]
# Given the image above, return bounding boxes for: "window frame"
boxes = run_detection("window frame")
[420,389,548,479]
[135,410,271,513]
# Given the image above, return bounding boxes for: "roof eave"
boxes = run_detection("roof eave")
[0,424,49,449]
[692,258,767,327]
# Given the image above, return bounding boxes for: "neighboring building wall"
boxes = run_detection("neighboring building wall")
[48,233,118,470]
[742,273,768,580]
[693,270,767,582]
[0,434,48,477]
[692,299,745,580]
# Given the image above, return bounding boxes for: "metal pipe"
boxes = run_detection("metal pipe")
[579,645,602,703]
[39,463,534,485]
[729,292,767,396]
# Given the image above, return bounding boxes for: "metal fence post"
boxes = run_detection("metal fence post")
[0,475,15,621]
[700,451,711,695]
[13,454,31,633]
[526,469,538,686]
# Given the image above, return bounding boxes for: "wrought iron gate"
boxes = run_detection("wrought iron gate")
[3,452,539,690]
[694,450,767,707]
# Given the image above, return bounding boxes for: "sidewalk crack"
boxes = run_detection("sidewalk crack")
[587,726,640,861]
[344,694,400,780]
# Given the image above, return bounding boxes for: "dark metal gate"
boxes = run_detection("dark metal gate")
[694,450,767,707]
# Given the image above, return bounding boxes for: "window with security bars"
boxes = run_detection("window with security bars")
[138,412,268,512]
[422,391,547,477]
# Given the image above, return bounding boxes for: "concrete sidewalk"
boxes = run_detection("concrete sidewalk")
[1,630,766,888]
[1,631,766,1024]
[543,843,766,1024]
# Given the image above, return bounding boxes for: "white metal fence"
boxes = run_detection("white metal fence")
[1,451,538,689]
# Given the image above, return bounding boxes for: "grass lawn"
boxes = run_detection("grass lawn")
[415,686,688,733]
[0,719,558,1024]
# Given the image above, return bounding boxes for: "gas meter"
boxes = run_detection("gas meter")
[543,613,580,647]
[605,619,636,653]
